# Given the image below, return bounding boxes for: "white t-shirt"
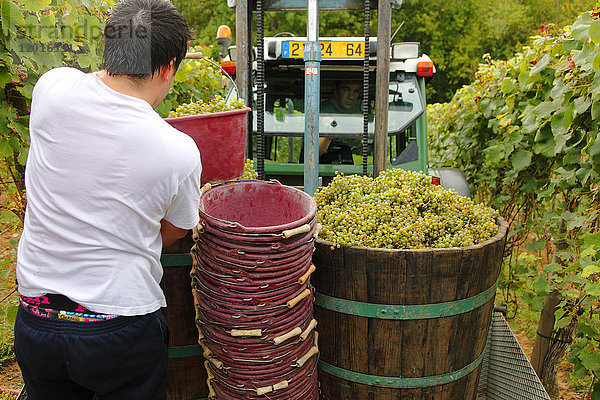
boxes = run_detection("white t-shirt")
[17,67,202,316]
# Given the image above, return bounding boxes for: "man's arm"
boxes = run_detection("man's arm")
[319,137,332,156]
[160,219,188,247]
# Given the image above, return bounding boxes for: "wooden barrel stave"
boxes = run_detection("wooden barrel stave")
[161,233,208,400]
[318,372,477,400]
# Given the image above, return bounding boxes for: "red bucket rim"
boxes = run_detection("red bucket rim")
[199,180,317,234]
[164,107,251,123]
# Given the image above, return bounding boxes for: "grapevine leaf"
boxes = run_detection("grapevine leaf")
[562,105,573,131]
[562,39,580,52]
[582,264,600,278]
[480,99,493,118]
[521,114,540,134]
[573,96,591,116]
[532,101,555,118]
[578,322,600,338]
[486,143,505,164]
[571,359,590,380]
[530,53,552,76]
[534,124,551,143]
[509,129,523,143]
[579,347,600,376]
[567,215,587,230]
[0,67,10,87]
[175,64,190,83]
[8,135,20,150]
[589,19,600,45]
[555,315,572,329]
[8,118,28,140]
[505,94,515,108]
[536,137,557,156]
[0,139,12,157]
[588,133,600,156]
[16,79,34,98]
[576,166,592,183]
[39,13,58,42]
[583,233,600,248]
[571,12,592,42]
[24,0,52,12]
[17,147,28,165]
[501,78,516,95]
[511,148,532,172]
[553,133,569,155]
[593,101,600,121]
[534,277,549,296]
[2,0,26,36]
[584,281,600,297]
[543,263,562,274]
[155,100,173,118]
[550,79,572,99]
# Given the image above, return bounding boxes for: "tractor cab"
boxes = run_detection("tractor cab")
[223,37,434,185]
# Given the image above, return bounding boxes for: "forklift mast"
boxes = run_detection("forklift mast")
[230,0,400,194]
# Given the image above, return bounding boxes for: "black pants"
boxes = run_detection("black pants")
[14,304,170,400]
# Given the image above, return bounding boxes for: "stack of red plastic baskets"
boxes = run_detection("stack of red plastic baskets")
[191,180,320,399]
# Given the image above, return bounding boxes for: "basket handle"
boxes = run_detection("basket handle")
[287,288,311,309]
[295,345,319,368]
[272,327,302,345]
[185,51,204,59]
[281,224,311,239]
[199,183,212,196]
[230,328,262,337]
[298,264,316,285]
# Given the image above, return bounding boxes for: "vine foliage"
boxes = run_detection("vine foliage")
[428,6,600,397]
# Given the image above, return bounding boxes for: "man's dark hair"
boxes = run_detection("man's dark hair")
[103,0,193,79]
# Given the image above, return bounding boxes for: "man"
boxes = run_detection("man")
[319,80,362,161]
[320,80,362,114]
[14,1,198,399]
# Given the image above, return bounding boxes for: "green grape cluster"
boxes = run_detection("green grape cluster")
[0,391,17,400]
[168,96,245,118]
[314,169,499,249]
[238,159,258,180]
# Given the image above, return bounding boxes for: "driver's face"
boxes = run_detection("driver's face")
[335,82,362,110]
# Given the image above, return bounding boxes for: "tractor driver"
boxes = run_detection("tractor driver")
[318,80,362,157]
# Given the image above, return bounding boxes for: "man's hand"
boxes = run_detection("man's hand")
[160,219,188,247]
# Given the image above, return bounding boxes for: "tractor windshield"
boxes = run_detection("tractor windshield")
[252,72,424,138]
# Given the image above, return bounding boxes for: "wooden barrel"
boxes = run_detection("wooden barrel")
[312,218,508,400]
[161,233,208,400]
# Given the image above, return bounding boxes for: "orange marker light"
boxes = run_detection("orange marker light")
[220,60,236,76]
[417,61,434,77]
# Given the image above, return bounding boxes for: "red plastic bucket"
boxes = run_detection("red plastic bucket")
[199,180,317,234]
[164,107,250,185]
